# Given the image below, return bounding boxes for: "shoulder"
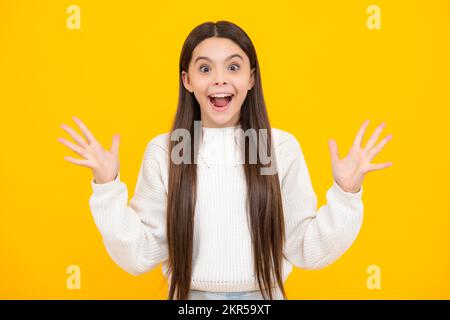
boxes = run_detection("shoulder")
[271,128,307,179]
[143,132,171,161]
[271,127,302,153]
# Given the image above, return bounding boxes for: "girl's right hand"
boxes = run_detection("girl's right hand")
[58,116,121,184]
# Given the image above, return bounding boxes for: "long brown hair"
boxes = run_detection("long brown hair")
[166,21,287,300]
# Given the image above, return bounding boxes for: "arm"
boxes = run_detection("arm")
[88,140,168,276]
[279,133,364,270]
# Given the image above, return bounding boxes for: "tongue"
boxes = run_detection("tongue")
[212,97,229,107]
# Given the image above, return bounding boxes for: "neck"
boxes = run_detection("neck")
[201,115,241,129]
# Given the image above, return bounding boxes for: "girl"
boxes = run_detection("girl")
[58,21,393,300]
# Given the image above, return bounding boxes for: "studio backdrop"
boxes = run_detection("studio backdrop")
[0,0,449,299]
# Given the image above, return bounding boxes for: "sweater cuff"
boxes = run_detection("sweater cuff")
[91,173,121,193]
[330,179,363,202]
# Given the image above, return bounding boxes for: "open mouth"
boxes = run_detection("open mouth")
[208,93,234,111]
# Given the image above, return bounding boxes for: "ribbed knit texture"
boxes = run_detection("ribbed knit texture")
[88,125,364,292]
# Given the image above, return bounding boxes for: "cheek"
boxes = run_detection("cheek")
[233,78,251,102]
[190,76,209,93]
[233,75,251,92]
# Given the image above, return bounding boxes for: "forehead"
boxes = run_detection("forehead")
[191,37,248,63]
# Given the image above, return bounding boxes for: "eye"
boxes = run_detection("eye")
[229,63,240,71]
[199,65,210,73]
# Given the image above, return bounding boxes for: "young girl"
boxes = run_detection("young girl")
[58,21,393,300]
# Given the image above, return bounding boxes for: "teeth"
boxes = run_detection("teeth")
[209,93,233,98]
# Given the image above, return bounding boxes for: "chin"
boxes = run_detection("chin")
[208,118,236,127]
[199,104,239,126]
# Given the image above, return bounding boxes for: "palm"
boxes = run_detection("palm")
[85,141,120,181]
[58,116,121,184]
[328,120,393,193]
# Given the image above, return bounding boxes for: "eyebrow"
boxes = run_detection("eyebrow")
[194,54,244,64]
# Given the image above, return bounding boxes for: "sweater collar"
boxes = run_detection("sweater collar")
[199,124,244,168]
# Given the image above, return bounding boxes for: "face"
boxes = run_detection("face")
[182,37,255,128]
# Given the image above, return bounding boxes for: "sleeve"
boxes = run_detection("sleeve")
[88,140,168,276]
[279,133,364,270]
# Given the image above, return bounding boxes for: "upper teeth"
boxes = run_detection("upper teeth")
[209,93,233,98]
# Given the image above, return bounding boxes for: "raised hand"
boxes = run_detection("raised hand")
[328,120,393,193]
[58,116,121,184]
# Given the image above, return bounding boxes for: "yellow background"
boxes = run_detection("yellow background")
[1,0,449,299]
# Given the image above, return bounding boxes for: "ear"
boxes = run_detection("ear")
[182,71,193,93]
[248,68,255,90]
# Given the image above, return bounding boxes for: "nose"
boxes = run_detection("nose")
[213,79,227,85]
[213,70,227,85]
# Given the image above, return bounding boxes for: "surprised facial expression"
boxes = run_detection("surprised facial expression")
[182,37,255,128]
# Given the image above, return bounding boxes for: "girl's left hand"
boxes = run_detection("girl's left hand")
[328,120,393,193]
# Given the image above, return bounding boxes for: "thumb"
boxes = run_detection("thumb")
[328,139,340,164]
[110,134,120,155]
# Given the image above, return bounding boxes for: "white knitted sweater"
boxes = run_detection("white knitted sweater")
[88,125,364,292]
